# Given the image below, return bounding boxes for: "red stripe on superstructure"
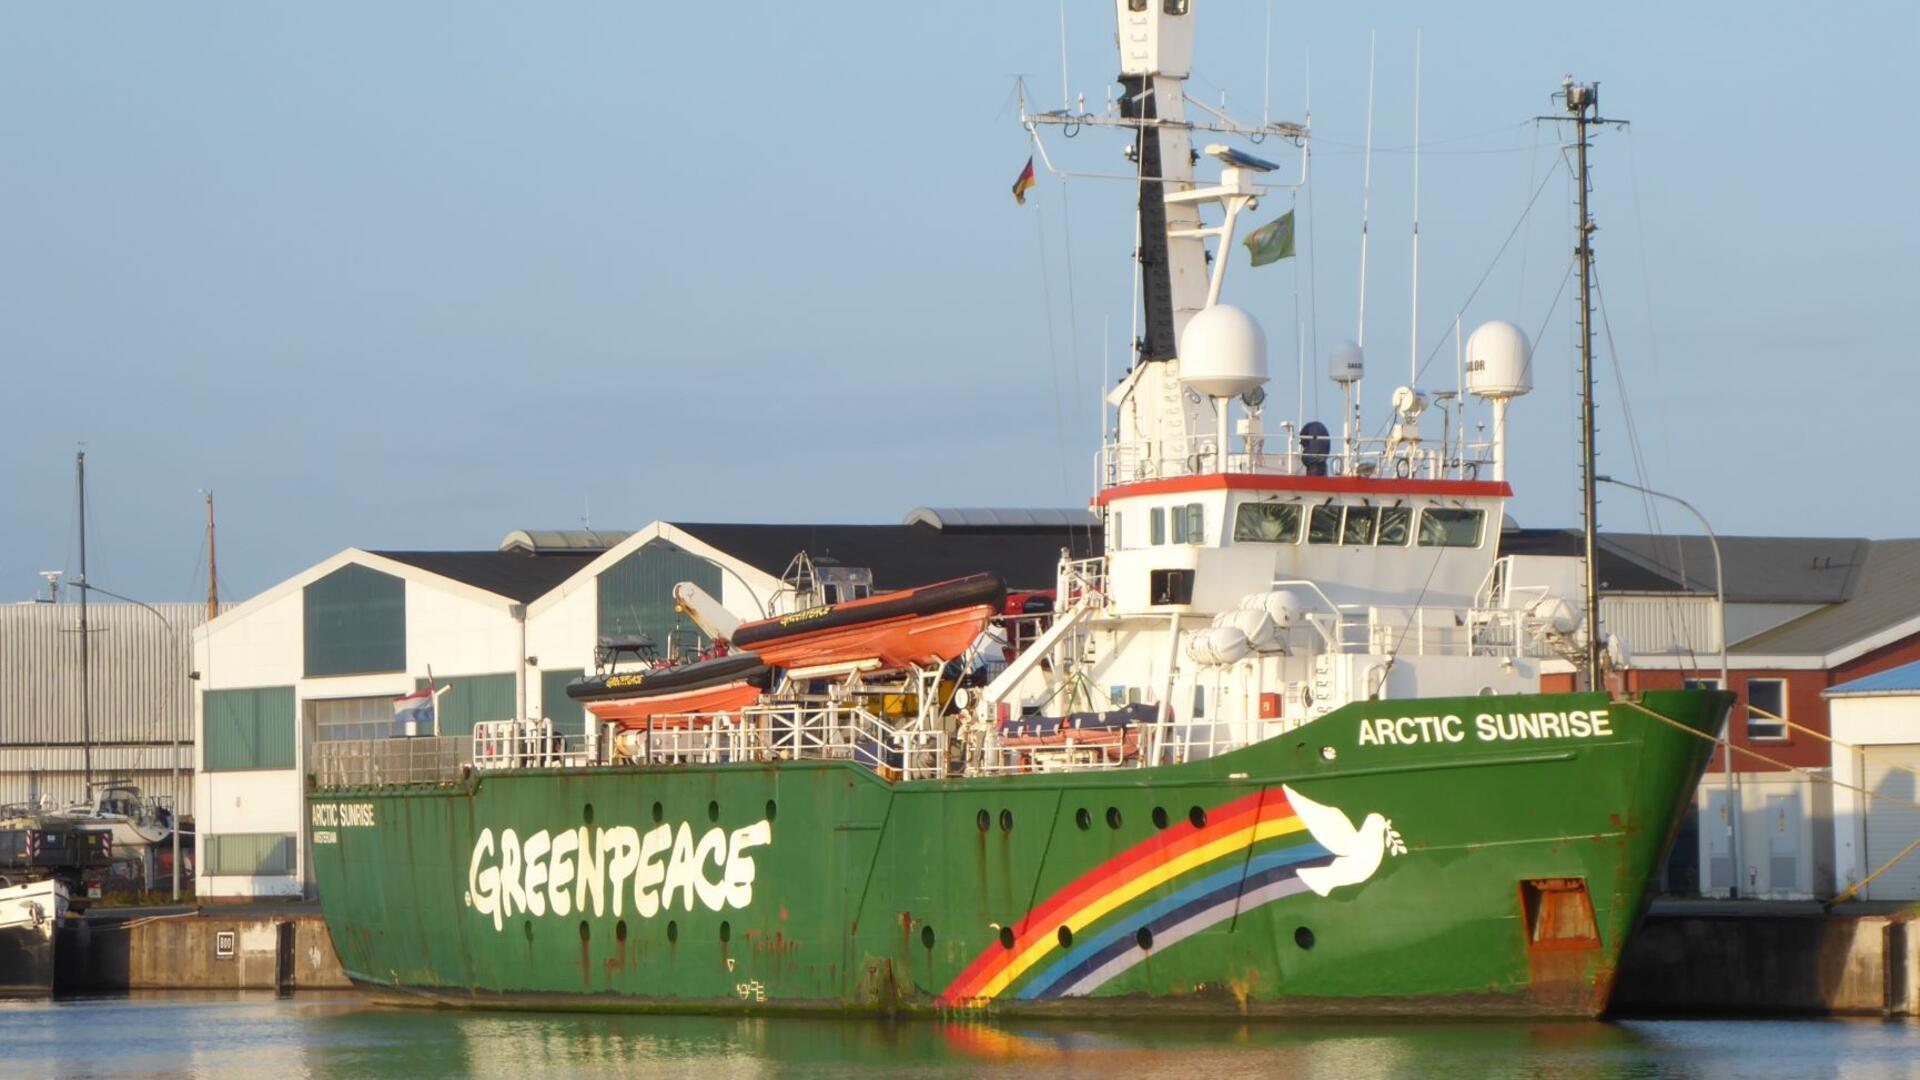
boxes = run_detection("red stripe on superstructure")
[1093,473,1512,505]
[941,789,1295,1002]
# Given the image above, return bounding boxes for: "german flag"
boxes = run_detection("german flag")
[1011,156,1037,205]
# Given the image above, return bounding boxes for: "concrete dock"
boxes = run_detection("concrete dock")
[56,903,349,993]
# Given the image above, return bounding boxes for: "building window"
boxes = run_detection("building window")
[1307,504,1342,545]
[423,673,517,738]
[1745,679,1787,740]
[1684,677,1723,691]
[206,833,296,877]
[203,687,296,772]
[1417,508,1486,548]
[1150,507,1166,545]
[1234,502,1301,543]
[303,564,405,678]
[541,669,587,738]
[597,540,722,662]
[309,696,399,742]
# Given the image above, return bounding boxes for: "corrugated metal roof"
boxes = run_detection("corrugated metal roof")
[371,550,599,603]
[902,508,1103,530]
[1825,659,1920,697]
[1734,539,1920,656]
[672,521,1101,592]
[1601,534,1866,604]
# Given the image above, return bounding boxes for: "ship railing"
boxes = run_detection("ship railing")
[312,735,471,788]
[471,719,592,772]
[1099,435,1496,488]
[1059,556,1108,609]
[600,704,949,782]
[1307,603,1566,660]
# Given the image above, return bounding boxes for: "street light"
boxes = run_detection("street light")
[71,580,191,903]
[1596,475,1736,899]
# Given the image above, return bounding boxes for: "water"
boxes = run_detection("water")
[2,994,1916,1079]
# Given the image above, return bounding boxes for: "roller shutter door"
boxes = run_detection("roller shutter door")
[1863,745,1920,901]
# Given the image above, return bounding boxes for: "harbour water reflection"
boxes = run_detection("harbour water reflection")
[1,993,1916,1079]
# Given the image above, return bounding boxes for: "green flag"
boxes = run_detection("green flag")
[1243,210,1296,266]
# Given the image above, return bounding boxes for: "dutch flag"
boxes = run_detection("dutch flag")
[392,688,436,736]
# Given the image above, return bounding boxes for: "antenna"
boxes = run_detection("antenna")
[204,490,219,622]
[1409,29,1422,387]
[1262,0,1274,128]
[1357,31,1375,351]
[1057,0,1070,112]
[38,570,61,603]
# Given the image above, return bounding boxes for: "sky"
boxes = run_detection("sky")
[2,2,1915,604]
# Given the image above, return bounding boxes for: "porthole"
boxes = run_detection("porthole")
[652,801,665,823]
[582,803,595,826]
[999,926,1016,950]
[667,920,679,943]
[615,920,628,943]
[578,920,590,942]
[1152,806,1170,830]
[719,920,731,943]
[1136,927,1154,951]
[999,809,1014,833]
[977,809,992,832]
[1075,808,1092,830]
[708,800,720,823]
[1189,806,1208,830]
[523,920,534,943]
[1295,926,1315,950]
[766,799,778,822]
[921,925,936,949]
[1058,926,1074,948]
[1106,807,1124,830]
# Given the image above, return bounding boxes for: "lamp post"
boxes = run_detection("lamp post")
[74,581,190,902]
[1597,475,1734,898]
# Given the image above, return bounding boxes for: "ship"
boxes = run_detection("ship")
[309,2,1729,1018]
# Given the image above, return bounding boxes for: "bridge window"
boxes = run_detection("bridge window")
[1171,503,1205,544]
[1307,504,1342,545]
[1233,502,1301,543]
[1150,507,1166,545]
[1377,506,1412,546]
[1341,506,1379,546]
[1417,509,1486,548]
[1163,0,1189,14]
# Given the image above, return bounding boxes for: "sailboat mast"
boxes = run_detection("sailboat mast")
[206,491,220,623]
[77,450,92,793]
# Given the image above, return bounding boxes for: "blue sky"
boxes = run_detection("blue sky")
[2,2,1914,602]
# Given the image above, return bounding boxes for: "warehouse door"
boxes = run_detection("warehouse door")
[1863,744,1920,901]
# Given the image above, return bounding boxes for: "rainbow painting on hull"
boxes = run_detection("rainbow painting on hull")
[938,785,1403,1005]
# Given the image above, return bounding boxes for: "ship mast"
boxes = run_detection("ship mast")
[1557,78,1625,690]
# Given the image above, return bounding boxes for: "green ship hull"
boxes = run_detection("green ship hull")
[308,689,1726,1018]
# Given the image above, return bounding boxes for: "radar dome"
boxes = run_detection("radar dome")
[1329,340,1365,384]
[1465,321,1533,399]
[1178,304,1268,398]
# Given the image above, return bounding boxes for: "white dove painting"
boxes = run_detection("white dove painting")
[1283,784,1408,898]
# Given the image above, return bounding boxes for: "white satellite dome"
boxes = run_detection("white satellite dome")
[1329,340,1365,384]
[1178,304,1268,398]
[1465,320,1533,399]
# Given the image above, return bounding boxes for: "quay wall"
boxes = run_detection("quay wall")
[57,912,350,992]
[1614,911,1916,1016]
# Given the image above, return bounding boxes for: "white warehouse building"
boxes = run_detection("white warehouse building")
[191,514,1098,898]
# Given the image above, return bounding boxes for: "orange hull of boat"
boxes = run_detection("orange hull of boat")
[751,604,995,670]
[585,682,763,726]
